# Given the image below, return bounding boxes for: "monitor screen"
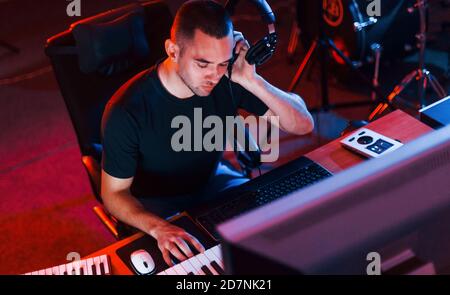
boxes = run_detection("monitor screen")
[218,125,450,274]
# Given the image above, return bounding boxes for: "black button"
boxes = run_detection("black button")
[357,136,373,145]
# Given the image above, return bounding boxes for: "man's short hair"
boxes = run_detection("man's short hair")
[171,0,233,46]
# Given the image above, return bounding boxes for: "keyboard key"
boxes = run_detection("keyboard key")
[24,255,112,276]
[77,260,87,275]
[197,162,332,239]
[205,248,224,271]
[86,258,95,275]
[201,265,213,275]
[210,261,225,275]
[197,253,218,275]
[180,260,197,275]
[72,261,81,275]
[211,245,223,263]
[51,266,60,275]
[59,264,67,275]
[187,256,206,275]
[99,255,111,275]
[65,263,75,275]
[173,264,188,275]
[165,268,177,275]
[93,256,102,275]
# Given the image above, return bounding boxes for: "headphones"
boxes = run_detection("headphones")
[223,0,277,176]
[225,0,277,67]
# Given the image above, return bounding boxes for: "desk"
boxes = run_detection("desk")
[306,110,432,173]
[87,110,433,275]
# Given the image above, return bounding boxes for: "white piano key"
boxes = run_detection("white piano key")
[24,272,32,275]
[99,255,111,275]
[85,258,95,275]
[173,263,188,275]
[180,259,197,275]
[206,247,224,269]
[205,249,220,266]
[196,253,218,275]
[24,254,111,276]
[187,256,206,275]
[77,260,87,275]
[165,268,178,275]
[211,245,223,262]
[157,270,167,275]
[72,261,81,275]
[93,256,102,275]
[59,264,67,275]
[51,266,60,275]
[65,262,75,275]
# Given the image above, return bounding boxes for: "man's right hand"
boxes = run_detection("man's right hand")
[148,221,206,266]
[101,170,206,266]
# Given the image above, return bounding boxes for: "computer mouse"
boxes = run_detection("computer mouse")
[130,249,156,275]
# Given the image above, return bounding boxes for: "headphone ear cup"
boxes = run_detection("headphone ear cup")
[245,41,269,66]
[245,33,277,66]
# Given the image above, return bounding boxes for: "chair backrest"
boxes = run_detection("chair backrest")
[45,1,172,163]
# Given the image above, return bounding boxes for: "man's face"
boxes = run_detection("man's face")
[176,29,234,97]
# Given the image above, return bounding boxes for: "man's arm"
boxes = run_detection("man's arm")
[230,31,314,135]
[247,76,314,135]
[101,170,205,266]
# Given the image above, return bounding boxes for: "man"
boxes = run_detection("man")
[101,0,314,267]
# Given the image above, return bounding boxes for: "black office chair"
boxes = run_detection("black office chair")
[45,1,173,239]
[45,0,261,240]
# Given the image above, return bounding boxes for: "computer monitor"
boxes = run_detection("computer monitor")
[217,125,450,274]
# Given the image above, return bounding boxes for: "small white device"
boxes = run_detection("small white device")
[130,249,156,275]
[340,128,403,158]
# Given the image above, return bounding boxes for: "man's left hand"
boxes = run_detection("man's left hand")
[228,31,257,87]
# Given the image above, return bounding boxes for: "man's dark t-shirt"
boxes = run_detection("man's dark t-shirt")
[101,63,268,199]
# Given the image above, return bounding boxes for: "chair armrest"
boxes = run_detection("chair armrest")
[81,155,101,201]
[83,155,138,240]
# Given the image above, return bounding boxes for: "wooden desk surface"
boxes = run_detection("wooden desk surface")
[88,110,433,275]
[306,110,433,173]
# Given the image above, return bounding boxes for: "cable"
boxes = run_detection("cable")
[0,65,52,86]
[227,65,264,179]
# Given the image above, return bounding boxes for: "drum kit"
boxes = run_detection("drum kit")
[289,0,447,121]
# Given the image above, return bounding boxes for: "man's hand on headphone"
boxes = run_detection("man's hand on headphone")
[228,31,257,86]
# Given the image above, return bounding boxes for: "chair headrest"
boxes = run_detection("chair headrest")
[72,11,150,76]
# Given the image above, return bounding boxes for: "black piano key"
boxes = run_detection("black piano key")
[80,267,84,275]
[99,262,106,275]
[210,261,225,275]
[91,264,97,275]
[201,265,213,275]
[187,272,194,275]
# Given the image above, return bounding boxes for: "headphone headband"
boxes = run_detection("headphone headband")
[224,0,277,66]
[225,0,276,25]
